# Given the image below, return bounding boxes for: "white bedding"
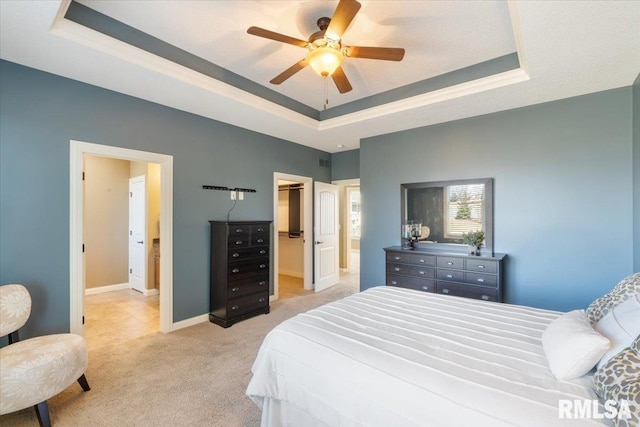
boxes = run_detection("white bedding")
[246,286,611,426]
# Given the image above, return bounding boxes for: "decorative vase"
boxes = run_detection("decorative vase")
[468,245,481,256]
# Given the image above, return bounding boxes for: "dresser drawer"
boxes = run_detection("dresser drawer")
[227,292,269,317]
[387,274,435,292]
[228,258,269,281]
[228,236,250,248]
[385,252,436,266]
[228,275,269,300]
[465,258,498,274]
[465,272,497,287]
[228,224,251,235]
[229,246,269,261]
[386,263,435,278]
[437,256,464,269]
[437,281,497,302]
[436,268,464,282]
[252,224,269,234]
[251,234,269,246]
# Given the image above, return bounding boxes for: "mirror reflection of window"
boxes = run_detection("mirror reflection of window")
[444,184,485,239]
[350,190,361,238]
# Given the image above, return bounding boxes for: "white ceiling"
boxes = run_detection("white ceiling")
[1,1,639,153]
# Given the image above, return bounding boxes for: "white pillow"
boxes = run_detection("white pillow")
[594,292,640,368]
[541,310,610,380]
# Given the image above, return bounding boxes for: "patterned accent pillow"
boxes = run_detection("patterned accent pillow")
[586,273,640,325]
[592,334,640,427]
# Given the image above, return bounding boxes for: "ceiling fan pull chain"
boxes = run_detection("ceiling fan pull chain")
[324,76,329,110]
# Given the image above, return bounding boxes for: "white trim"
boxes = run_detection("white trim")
[85,282,129,295]
[278,269,304,279]
[70,140,174,334]
[143,288,159,297]
[273,173,314,301]
[171,314,209,331]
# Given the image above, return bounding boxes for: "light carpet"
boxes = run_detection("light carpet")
[1,278,359,427]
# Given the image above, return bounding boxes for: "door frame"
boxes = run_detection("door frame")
[272,172,313,300]
[333,179,360,271]
[70,140,174,334]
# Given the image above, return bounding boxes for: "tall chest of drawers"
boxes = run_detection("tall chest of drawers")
[384,246,506,302]
[209,221,271,327]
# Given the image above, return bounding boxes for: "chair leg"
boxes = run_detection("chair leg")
[77,373,91,391]
[8,330,19,344]
[34,401,51,427]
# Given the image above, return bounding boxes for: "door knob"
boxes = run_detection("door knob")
[314,241,324,245]
[137,240,144,244]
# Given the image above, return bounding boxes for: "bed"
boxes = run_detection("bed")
[246,286,620,427]
[246,286,640,427]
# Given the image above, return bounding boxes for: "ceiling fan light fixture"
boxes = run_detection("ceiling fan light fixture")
[307,46,343,77]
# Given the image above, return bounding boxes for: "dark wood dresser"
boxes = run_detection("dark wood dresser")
[209,221,271,327]
[384,246,506,302]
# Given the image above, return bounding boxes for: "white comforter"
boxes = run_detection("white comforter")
[246,286,610,427]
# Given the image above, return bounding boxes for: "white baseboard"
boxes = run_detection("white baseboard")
[171,314,209,331]
[85,283,129,295]
[278,269,304,278]
[143,288,159,296]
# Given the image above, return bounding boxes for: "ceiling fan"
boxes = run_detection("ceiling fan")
[247,0,405,94]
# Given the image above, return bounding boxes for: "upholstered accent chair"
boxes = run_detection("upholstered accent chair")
[0,284,90,427]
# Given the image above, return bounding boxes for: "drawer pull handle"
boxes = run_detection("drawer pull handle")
[231,305,239,310]
[259,281,266,285]
[442,289,450,294]
[394,267,400,272]
[236,229,243,233]
[421,286,429,290]
[478,265,486,269]
[477,278,485,283]
[394,256,400,260]
[232,268,240,273]
[419,271,425,275]
[481,295,489,300]
[446,274,453,278]
[260,250,266,254]
[257,239,264,243]
[231,287,240,292]
[258,298,266,303]
[391,281,397,285]
[419,259,425,263]
[235,241,243,245]
[259,264,267,269]
[446,261,453,265]
[232,253,240,258]
[257,228,264,232]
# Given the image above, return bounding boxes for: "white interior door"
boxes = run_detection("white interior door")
[129,176,146,293]
[314,182,339,292]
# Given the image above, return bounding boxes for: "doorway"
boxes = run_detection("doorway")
[334,179,361,277]
[70,140,174,335]
[272,173,313,300]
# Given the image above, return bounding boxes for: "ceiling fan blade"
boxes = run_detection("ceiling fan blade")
[331,66,352,94]
[344,46,405,61]
[326,0,361,40]
[270,59,309,85]
[247,26,309,48]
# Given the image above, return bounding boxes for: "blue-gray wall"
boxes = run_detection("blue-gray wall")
[361,88,634,312]
[0,60,330,337]
[331,149,360,181]
[633,73,640,272]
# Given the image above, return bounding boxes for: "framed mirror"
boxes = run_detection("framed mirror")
[401,178,493,254]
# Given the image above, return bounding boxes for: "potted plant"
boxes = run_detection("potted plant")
[462,230,485,255]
